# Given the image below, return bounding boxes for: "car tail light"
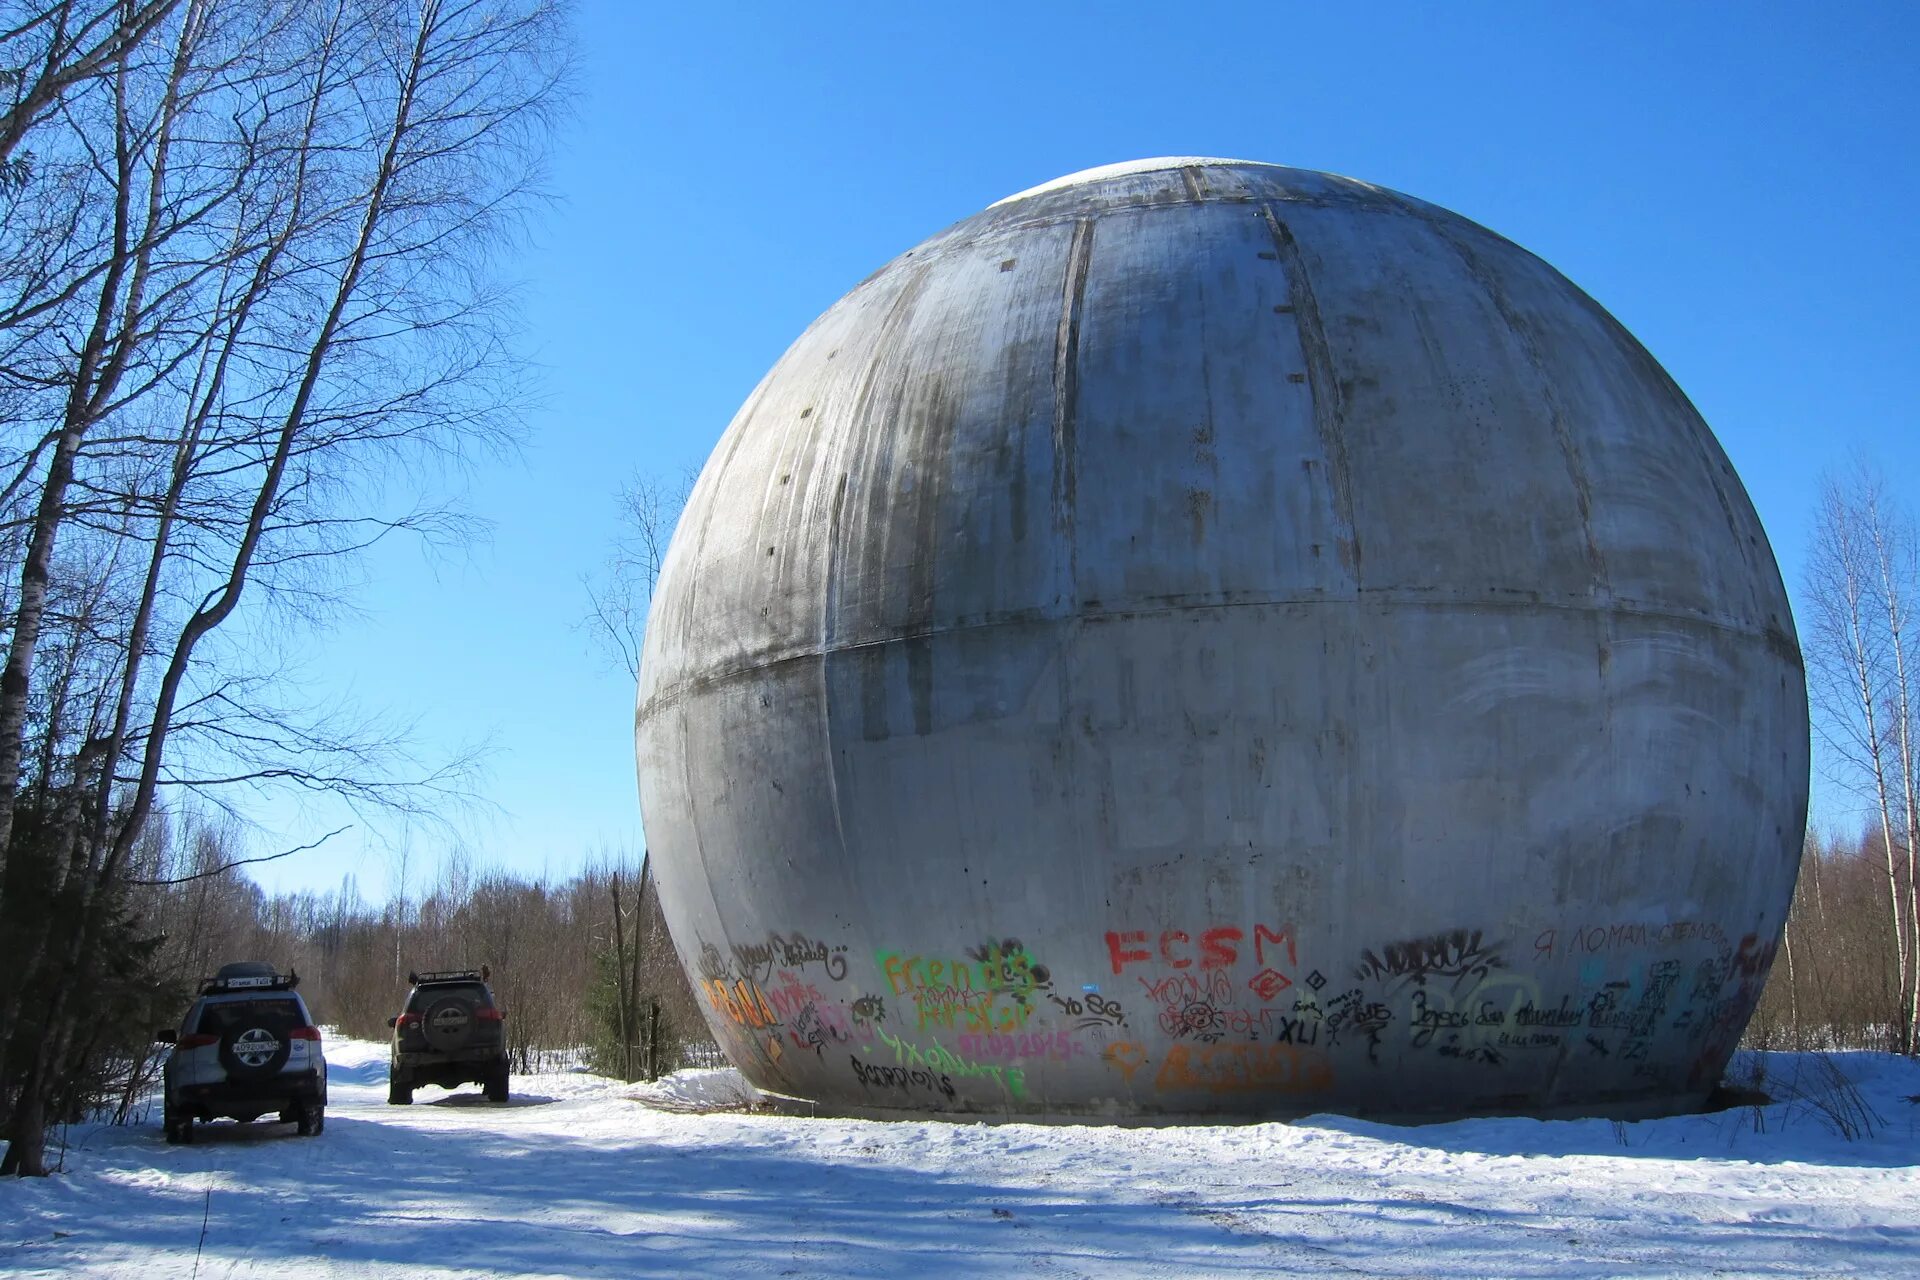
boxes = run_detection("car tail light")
[289,1026,321,1041]
[397,1013,421,1029]
[177,1033,217,1049]
[475,1008,503,1023]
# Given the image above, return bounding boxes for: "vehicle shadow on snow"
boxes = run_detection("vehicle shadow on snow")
[419,1090,556,1108]
[160,1118,307,1145]
[91,1110,1920,1280]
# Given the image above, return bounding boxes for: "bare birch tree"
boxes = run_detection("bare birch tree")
[0,0,568,1176]
[581,467,695,680]
[0,0,184,179]
[1803,466,1920,1054]
[1865,485,1920,1048]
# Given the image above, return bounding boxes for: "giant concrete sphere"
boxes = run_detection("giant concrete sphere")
[635,159,1807,1120]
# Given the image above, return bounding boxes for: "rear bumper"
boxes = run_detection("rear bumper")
[392,1051,505,1089]
[171,1076,325,1120]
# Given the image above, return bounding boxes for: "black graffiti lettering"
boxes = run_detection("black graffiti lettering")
[1515,997,1583,1028]
[1588,972,1674,1038]
[1272,1015,1318,1047]
[849,1055,956,1100]
[698,941,732,981]
[1408,990,1471,1048]
[727,933,850,983]
[731,940,775,981]
[1689,956,1730,1003]
[965,938,1052,996]
[1495,1031,1563,1049]
[1049,990,1127,1031]
[792,1003,844,1055]
[1160,1000,1224,1042]
[1355,928,1506,992]
[1324,988,1393,1064]
[1436,1042,1503,1066]
[773,933,850,981]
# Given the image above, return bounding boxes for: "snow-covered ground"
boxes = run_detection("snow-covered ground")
[3,1036,1917,1278]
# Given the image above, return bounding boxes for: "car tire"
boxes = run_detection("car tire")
[166,1115,193,1145]
[296,1103,324,1136]
[388,1076,413,1105]
[484,1061,509,1103]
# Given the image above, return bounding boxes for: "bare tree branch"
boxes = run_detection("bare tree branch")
[124,821,348,885]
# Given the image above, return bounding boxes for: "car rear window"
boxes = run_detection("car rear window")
[407,983,490,1013]
[195,997,307,1036]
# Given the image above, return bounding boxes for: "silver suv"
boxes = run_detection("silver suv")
[157,962,328,1144]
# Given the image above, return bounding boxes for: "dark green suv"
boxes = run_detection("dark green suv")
[387,968,509,1104]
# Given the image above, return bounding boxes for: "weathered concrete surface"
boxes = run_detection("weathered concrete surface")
[635,159,1808,1120]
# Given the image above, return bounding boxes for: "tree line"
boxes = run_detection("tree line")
[1747,825,1918,1052]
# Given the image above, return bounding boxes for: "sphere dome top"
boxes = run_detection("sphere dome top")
[989,156,1271,205]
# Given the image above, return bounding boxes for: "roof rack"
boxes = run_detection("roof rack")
[407,966,490,985]
[199,968,299,994]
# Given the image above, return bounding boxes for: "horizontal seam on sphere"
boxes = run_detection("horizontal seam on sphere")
[635,593,1791,724]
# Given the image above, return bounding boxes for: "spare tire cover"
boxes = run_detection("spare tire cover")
[219,1022,291,1080]
[422,994,476,1050]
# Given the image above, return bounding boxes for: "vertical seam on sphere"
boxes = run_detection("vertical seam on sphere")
[1260,201,1362,587]
[1053,217,1095,610]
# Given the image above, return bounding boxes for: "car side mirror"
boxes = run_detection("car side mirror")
[155,1028,177,1043]
[386,1015,397,1028]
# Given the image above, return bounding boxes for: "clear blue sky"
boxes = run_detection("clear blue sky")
[248,1,1918,900]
